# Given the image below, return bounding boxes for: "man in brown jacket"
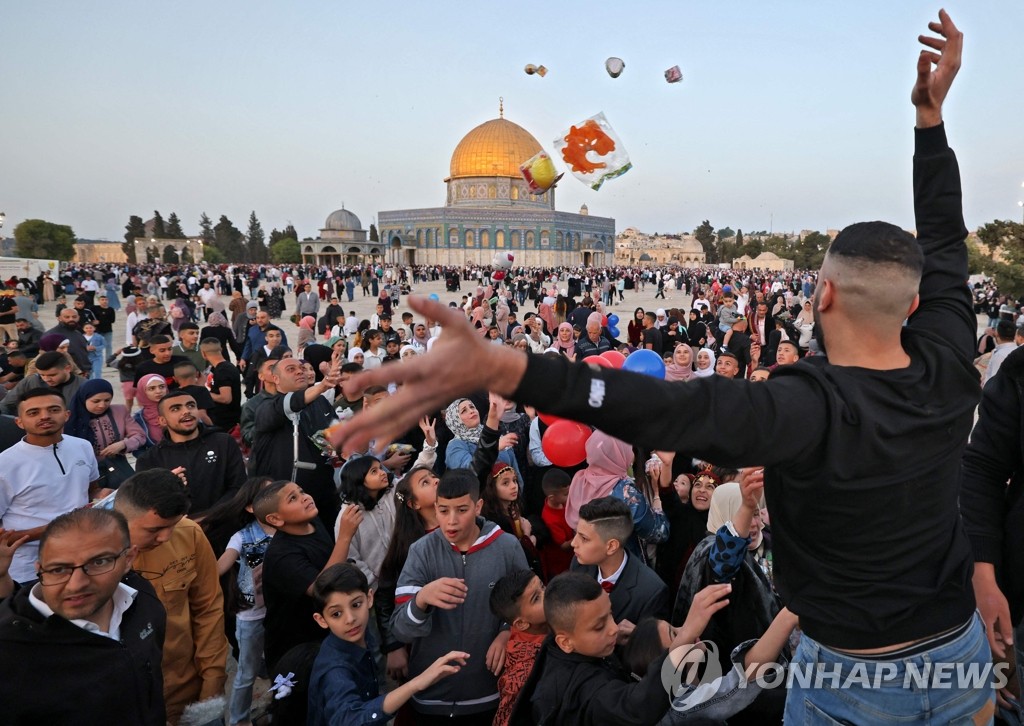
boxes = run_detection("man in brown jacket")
[114,468,228,724]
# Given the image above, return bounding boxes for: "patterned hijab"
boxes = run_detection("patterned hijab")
[445,398,482,444]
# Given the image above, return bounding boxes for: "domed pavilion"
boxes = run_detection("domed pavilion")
[378,102,615,268]
[302,206,380,267]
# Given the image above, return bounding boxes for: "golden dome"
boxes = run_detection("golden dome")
[449,117,543,180]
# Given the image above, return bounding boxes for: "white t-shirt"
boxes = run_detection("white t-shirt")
[362,349,385,370]
[0,436,99,582]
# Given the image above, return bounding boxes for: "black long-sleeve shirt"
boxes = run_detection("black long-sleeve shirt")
[512,125,979,649]
[961,345,1024,621]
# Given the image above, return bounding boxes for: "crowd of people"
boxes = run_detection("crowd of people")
[1,13,1021,726]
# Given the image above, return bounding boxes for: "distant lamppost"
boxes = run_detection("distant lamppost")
[0,212,6,252]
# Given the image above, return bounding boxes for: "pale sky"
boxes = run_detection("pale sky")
[2,1,1022,243]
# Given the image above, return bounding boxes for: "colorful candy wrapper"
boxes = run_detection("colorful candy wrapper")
[524,64,548,77]
[519,150,563,193]
[605,57,625,78]
[553,112,632,191]
[664,65,683,83]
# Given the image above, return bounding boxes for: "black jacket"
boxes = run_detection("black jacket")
[510,637,670,726]
[961,344,1024,622]
[572,553,670,625]
[0,572,167,725]
[135,427,246,514]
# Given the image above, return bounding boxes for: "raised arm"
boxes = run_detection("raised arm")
[907,10,973,359]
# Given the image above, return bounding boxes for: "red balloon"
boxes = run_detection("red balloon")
[586,355,614,368]
[538,411,563,426]
[600,350,626,368]
[601,314,608,326]
[542,420,592,467]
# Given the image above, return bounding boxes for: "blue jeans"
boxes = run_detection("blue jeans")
[229,617,265,725]
[785,612,995,725]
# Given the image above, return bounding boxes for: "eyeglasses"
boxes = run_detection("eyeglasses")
[37,548,130,585]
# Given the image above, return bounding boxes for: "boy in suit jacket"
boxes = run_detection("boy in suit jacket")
[570,497,670,635]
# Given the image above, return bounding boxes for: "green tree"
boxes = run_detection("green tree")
[162,245,178,264]
[736,229,744,248]
[369,223,379,243]
[716,227,735,242]
[693,220,715,264]
[14,219,77,261]
[202,245,225,264]
[213,215,245,261]
[165,212,185,239]
[246,211,267,263]
[151,211,166,239]
[976,220,1024,296]
[123,215,145,263]
[199,213,215,245]
[793,231,831,269]
[270,237,301,264]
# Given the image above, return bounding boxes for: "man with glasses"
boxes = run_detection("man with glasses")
[114,469,228,724]
[0,507,167,724]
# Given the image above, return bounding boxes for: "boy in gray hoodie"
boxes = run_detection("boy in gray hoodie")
[392,468,529,724]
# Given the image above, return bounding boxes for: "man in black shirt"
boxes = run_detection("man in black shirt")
[0,293,18,344]
[11,318,42,358]
[639,312,662,353]
[132,335,188,388]
[90,294,116,364]
[201,338,242,432]
[333,15,994,722]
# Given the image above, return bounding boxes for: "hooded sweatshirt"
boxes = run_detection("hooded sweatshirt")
[391,518,528,716]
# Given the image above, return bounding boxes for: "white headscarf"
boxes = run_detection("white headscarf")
[706,482,743,533]
[694,347,717,378]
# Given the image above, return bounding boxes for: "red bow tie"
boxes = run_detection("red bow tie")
[601,580,615,593]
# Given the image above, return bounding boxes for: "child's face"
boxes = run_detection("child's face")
[495,470,519,503]
[314,589,374,646]
[559,594,618,658]
[363,460,390,492]
[656,619,680,648]
[265,331,282,347]
[436,494,482,546]
[272,483,318,525]
[83,324,95,335]
[408,469,439,511]
[545,489,568,510]
[513,575,547,631]
[749,369,770,383]
[673,475,691,504]
[571,519,611,566]
[696,351,711,370]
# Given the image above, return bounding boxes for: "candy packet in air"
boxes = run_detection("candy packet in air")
[553,112,632,190]
[520,150,564,193]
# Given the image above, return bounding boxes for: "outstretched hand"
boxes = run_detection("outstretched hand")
[912,9,962,128]
[331,296,528,454]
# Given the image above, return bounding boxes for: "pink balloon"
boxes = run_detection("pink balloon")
[586,355,614,368]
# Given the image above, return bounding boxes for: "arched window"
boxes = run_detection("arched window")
[496,230,505,248]
[511,186,519,200]
[465,230,475,247]
[481,230,490,248]
[526,231,536,248]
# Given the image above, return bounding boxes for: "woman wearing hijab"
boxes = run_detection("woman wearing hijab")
[200,311,238,362]
[136,373,168,444]
[303,343,334,385]
[410,322,431,353]
[347,347,366,367]
[537,301,556,335]
[546,322,576,359]
[670,476,782,721]
[233,301,258,353]
[294,313,313,356]
[443,398,521,483]
[566,430,668,563]
[693,348,717,378]
[686,309,709,360]
[664,343,696,382]
[67,379,147,486]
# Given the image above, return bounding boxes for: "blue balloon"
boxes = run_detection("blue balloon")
[622,349,666,379]
[428,293,440,301]
[607,325,620,338]
[607,314,619,326]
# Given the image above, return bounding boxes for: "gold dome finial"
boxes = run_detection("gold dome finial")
[499,97,503,119]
